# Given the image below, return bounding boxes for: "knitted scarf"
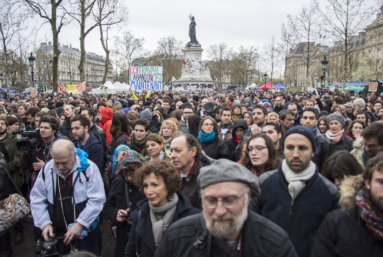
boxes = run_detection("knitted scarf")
[130,133,148,156]
[282,160,316,200]
[326,129,344,144]
[162,136,173,147]
[356,186,383,242]
[199,130,216,142]
[219,121,233,129]
[149,193,179,246]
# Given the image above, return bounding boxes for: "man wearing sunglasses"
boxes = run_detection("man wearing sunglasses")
[154,159,297,257]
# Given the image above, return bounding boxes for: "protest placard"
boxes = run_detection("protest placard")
[129,66,163,91]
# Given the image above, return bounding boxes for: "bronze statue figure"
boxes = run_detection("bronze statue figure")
[187,15,200,47]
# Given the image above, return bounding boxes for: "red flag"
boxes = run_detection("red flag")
[183,60,186,65]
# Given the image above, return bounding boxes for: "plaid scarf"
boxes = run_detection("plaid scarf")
[356,186,383,242]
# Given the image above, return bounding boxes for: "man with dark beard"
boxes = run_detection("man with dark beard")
[218,107,233,141]
[71,115,104,174]
[251,126,339,257]
[312,152,383,257]
[154,159,297,257]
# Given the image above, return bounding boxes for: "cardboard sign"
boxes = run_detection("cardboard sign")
[129,66,163,91]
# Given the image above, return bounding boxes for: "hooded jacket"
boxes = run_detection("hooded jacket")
[2,132,23,187]
[99,107,113,146]
[226,119,248,161]
[312,128,332,172]
[30,148,106,231]
[311,175,383,257]
[326,132,354,153]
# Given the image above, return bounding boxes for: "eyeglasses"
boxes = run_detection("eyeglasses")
[247,146,267,153]
[0,123,6,127]
[203,193,245,209]
[203,123,214,127]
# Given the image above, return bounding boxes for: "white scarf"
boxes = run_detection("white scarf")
[282,159,316,200]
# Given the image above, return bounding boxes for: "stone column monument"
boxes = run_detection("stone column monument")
[173,15,213,88]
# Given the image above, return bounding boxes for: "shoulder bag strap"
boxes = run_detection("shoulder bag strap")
[136,210,142,256]
[3,162,22,195]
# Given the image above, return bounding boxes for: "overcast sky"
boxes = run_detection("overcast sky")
[32,0,380,62]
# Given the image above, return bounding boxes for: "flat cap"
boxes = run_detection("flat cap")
[198,159,259,196]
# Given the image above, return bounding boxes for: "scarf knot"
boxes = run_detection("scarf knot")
[282,160,316,199]
[149,193,179,246]
[356,186,383,242]
[326,129,344,144]
[199,130,216,142]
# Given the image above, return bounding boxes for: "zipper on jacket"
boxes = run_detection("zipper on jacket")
[288,199,294,227]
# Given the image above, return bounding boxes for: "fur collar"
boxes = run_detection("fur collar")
[339,175,364,209]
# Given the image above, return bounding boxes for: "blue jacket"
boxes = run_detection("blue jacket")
[250,164,339,257]
[30,148,106,230]
[73,133,104,174]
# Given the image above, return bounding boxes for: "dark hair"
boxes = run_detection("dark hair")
[6,116,19,126]
[170,110,182,121]
[126,111,139,122]
[323,99,333,108]
[263,122,282,134]
[252,105,268,117]
[0,117,8,127]
[362,122,383,145]
[110,111,132,138]
[173,134,202,162]
[35,111,47,118]
[213,106,222,115]
[97,101,107,111]
[243,111,253,124]
[279,109,295,121]
[80,98,90,106]
[317,115,329,131]
[25,107,40,117]
[134,159,181,194]
[133,118,150,131]
[356,111,367,120]
[241,133,281,174]
[221,107,232,115]
[301,108,318,119]
[145,134,166,151]
[39,115,59,134]
[321,151,364,184]
[364,152,383,181]
[180,95,188,103]
[346,120,366,135]
[70,114,90,129]
[81,107,96,120]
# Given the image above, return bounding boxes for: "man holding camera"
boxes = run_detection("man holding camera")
[30,139,105,255]
[20,116,65,185]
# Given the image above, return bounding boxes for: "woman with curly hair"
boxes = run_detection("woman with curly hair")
[159,120,178,154]
[124,160,200,257]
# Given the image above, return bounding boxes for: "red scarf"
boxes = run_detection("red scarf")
[234,136,241,143]
[177,161,196,177]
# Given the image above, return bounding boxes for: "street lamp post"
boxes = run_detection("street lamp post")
[263,73,267,93]
[321,55,328,90]
[28,53,35,93]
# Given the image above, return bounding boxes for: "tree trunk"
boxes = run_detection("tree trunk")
[79,0,86,83]
[51,1,60,93]
[99,24,109,84]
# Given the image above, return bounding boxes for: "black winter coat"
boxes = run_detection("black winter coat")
[149,117,162,134]
[59,118,73,139]
[109,132,130,159]
[226,119,248,161]
[89,124,107,152]
[311,207,383,257]
[154,211,298,257]
[124,191,200,257]
[0,158,12,201]
[327,133,354,153]
[104,177,145,257]
[199,131,230,160]
[312,128,332,172]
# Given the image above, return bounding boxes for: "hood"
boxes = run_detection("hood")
[353,136,364,149]
[99,107,113,123]
[116,149,146,175]
[122,108,131,114]
[140,109,152,121]
[75,148,90,172]
[232,119,248,138]
[204,102,215,115]
[244,97,252,103]
[85,133,103,147]
[339,175,364,209]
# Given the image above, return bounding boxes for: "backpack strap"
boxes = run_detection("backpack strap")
[121,133,130,140]
[41,164,47,181]
[136,210,142,256]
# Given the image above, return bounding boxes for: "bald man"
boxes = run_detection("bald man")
[30,139,105,255]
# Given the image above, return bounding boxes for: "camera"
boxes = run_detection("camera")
[35,236,65,257]
[13,125,42,151]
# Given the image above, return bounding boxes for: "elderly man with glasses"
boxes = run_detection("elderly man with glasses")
[154,159,298,257]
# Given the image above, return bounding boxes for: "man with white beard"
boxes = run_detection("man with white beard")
[154,159,298,257]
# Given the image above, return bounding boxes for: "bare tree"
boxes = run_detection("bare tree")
[114,31,145,83]
[314,0,375,90]
[282,0,321,91]
[208,43,232,90]
[24,0,67,92]
[230,46,258,87]
[95,0,126,84]
[261,36,281,83]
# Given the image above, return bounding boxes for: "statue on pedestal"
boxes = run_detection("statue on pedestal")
[186,15,200,48]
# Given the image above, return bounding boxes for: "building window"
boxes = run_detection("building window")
[378,49,381,58]
[380,33,382,41]
[369,51,372,58]
[377,61,380,71]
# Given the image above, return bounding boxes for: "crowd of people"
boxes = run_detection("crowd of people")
[0,86,383,257]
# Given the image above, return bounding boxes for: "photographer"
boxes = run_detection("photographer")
[19,115,64,185]
[30,139,105,256]
[25,107,40,130]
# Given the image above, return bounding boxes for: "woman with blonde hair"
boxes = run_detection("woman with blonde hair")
[198,116,230,160]
[268,112,279,124]
[159,120,178,154]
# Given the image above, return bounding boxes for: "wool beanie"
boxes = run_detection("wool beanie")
[140,109,152,121]
[281,125,316,153]
[327,113,346,127]
[193,95,199,102]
